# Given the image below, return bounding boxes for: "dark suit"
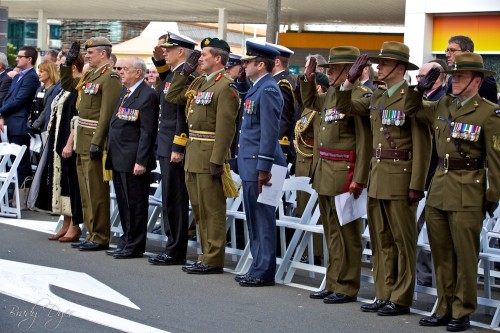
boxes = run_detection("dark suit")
[107,81,159,255]
[156,64,195,261]
[237,73,286,280]
[0,67,40,184]
[273,70,295,160]
[0,71,13,107]
[362,79,376,91]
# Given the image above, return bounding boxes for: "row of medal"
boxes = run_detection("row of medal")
[324,107,345,122]
[195,91,213,105]
[381,109,405,126]
[244,100,255,114]
[451,122,481,142]
[116,107,140,122]
[84,83,100,95]
[163,82,170,96]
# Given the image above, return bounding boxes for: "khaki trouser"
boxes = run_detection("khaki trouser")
[185,172,226,268]
[76,154,110,245]
[367,197,417,306]
[426,206,483,319]
[319,195,362,296]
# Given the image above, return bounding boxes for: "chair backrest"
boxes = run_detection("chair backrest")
[278,177,318,223]
[0,143,26,171]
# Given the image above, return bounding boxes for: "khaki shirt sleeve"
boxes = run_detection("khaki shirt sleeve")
[92,74,122,148]
[336,88,371,117]
[211,83,240,165]
[409,117,432,191]
[60,65,80,93]
[404,88,436,126]
[485,110,500,203]
[165,72,189,105]
[300,77,325,111]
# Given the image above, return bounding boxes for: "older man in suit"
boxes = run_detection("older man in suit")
[0,46,40,185]
[234,41,285,287]
[0,52,12,107]
[106,56,159,259]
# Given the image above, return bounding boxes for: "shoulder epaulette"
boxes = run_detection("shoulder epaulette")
[483,97,499,107]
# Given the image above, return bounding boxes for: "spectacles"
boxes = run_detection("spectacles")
[113,67,123,71]
[16,55,29,58]
[445,48,461,54]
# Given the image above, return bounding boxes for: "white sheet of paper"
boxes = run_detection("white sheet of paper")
[335,189,367,226]
[0,125,8,143]
[257,164,287,207]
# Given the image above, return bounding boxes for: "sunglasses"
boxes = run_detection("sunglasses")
[113,67,123,71]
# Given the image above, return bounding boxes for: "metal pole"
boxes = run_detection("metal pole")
[266,0,281,43]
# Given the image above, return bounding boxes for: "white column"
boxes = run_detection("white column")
[37,9,48,50]
[404,0,433,68]
[217,8,227,41]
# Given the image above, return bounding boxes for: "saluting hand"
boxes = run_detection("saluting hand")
[181,50,201,76]
[153,45,164,62]
[347,54,369,84]
[65,41,80,66]
[417,67,441,93]
[304,57,316,82]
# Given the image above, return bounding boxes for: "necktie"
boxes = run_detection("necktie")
[121,89,130,106]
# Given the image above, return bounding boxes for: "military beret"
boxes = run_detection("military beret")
[201,38,230,53]
[266,43,294,58]
[226,53,242,68]
[242,40,280,60]
[84,37,112,50]
[161,31,197,50]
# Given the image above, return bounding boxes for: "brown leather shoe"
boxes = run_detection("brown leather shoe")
[59,228,82,243]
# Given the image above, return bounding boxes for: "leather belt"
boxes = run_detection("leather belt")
[438,155,485,171]
[319,148,356,162]
[372,148,412,160]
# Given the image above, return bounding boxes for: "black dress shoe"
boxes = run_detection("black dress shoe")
[113,251,143,259]
[181,262,198,272]
[360,299,388,312]
[446,317,470,332]
[184,262,223,274]
[148,253,186,266]
[106,248,123,256]
[234,273,250,282]
[377,302,410,316]
[78,241,109,251]
[71,240,89,248]
[323,292,356,304]
[309,289,334,299]
[419,313,451,327]
[239,276,275,287]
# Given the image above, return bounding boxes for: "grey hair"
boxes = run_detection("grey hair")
[0,52,8,69]
[306,54,327,66]
[130,56,147,78]
[95,46,112,59]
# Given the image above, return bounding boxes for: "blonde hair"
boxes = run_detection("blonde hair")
[38,61,59,87]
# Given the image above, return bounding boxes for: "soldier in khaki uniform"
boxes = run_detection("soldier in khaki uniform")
[166,38,239,274]
[61,38,122,251]
[405,53,500,332]
[301,47,372,304]
[337,42,431,315]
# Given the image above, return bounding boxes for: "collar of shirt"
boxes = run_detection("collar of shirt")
[253,72,270,86]
[206,68,224,82]
[273,69,286,77]
[458,95,475,108]
[93,63,108,74]
[173,62,184,72]
[126,79,143,95]
[386,80,405,98]
[423,86,439,100]
[17,67,32,80]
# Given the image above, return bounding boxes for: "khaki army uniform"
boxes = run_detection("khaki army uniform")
[166,69,239,268]
[60,64,122,245]
[302,78,372,297]
[336,81,432,306]
[405,90,500,318]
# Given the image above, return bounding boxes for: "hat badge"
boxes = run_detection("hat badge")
[165,33,170,41]
[87,40,93,47]
[204,39,210,46]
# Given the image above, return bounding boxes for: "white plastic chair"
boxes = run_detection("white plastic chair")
[0,143,28,218]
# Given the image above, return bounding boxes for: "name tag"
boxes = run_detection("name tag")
[37,92,45,98]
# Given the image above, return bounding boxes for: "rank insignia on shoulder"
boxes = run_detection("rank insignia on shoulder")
[228,83,236,89]
[400,89,405,95]
[363,93,372,98]
[495,109,500,115]
[215,73,223,81]
[110,73,120,79]
[101,67,108,74]
[493,135,500,151]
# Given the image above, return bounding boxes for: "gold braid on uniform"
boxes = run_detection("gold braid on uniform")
[294,111,316,157]
[75,70,93,110]
[278,79,296,104]
[184,76,206,121]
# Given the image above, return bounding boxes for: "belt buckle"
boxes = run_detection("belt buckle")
[375,147,382,159]
[444,154,449,172]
